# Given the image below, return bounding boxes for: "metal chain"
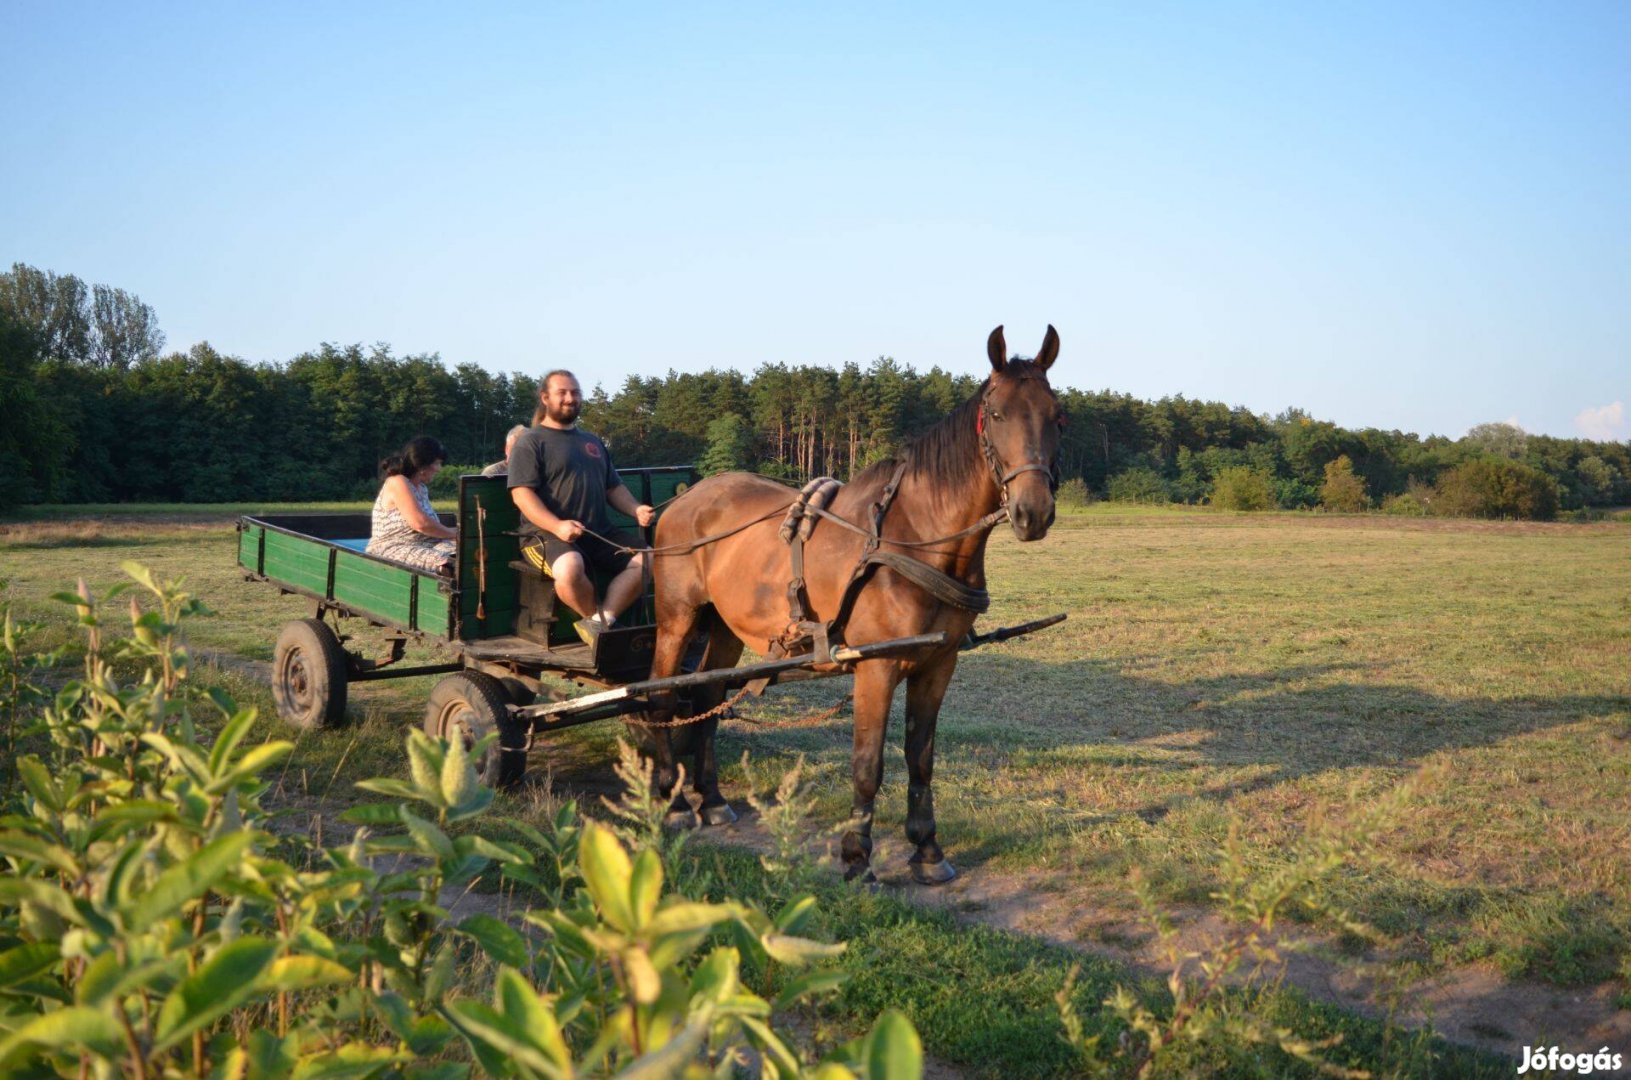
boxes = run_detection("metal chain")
[617,686,851,731]
[618,685,755,729]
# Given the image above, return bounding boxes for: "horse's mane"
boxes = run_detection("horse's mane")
[850,359,1051,496]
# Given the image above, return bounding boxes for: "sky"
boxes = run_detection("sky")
[2,2,1627,441]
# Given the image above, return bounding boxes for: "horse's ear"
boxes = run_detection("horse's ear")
[1036,324,1059,371]
[987,325,1007,373]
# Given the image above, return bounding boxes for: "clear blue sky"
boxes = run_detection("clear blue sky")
[3,2,1627,440]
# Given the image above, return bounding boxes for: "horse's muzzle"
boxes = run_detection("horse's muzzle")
[1009,497,1055,541]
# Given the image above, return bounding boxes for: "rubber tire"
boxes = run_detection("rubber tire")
[272,618,349,730]
[424,672,528,791]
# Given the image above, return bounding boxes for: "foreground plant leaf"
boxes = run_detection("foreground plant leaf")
[154,935,278,1051]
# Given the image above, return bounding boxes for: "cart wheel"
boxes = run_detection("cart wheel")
[272,618,349,729]
[424,672,528,791]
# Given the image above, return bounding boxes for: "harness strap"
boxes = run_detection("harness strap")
[822,462,910,654]
[863,551,990,613]
[1000,462,1054,485]
[780,477,842,639]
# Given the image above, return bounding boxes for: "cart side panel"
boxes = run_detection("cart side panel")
[419,583,452,637]
[332,551,419,627]
[456,475,521,641]
[261,530,332,597]
[646,467,697,512]
[615,467,697,628]
[237,522,264,574]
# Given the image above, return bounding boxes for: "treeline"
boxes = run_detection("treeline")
[3,263,1628,518]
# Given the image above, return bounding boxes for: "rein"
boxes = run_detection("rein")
[575,493,1008,559]
[562,377,1056,661]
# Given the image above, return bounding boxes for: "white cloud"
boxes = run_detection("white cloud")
[1574,401,1626,441]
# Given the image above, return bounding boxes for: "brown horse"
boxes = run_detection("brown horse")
[640,325,1062,883]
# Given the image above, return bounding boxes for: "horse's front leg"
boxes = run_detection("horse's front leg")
[904,652,959,884]
[842,660,901,883]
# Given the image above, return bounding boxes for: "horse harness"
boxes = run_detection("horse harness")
[771,379,1060,666]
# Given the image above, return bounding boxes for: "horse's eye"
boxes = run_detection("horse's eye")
[988,410,1004,422]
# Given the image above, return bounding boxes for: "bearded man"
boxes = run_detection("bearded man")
[508,370,654,643]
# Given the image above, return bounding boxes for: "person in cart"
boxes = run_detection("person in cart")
[366,435,459,574]
[480,424,530,477]
[509,370,654,643]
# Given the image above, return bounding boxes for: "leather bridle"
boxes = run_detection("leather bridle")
[976,378,1063,508]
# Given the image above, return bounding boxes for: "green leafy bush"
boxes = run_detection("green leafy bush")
[1209,466,1277,511]
[0,567,922,1078]
[1273,476,1319,510]
[1107,467,1171,505]
[1055,476,1092,509]
[1434,457,1559,520]
[1379,491,1427,516]
[430,465,488,499]
[1319,455,1370,513]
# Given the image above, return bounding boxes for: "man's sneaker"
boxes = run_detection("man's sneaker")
[574,615,603,647]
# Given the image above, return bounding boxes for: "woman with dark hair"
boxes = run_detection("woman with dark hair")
[366,436,458,573]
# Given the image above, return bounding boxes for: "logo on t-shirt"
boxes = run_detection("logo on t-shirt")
[584,440,602,459]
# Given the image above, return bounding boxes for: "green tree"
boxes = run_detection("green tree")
[1464,421,1527,460]
[0,264,163,368]
[1574,454,1622,507]
[1319,454,1370,513]
[1435,457,1559,520]
[0,315,73,508]
[88,282,165,368]
[0,263,90,362]
[698,412,757,475]
[1107,466,1172,505]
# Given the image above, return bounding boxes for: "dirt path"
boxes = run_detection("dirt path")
[694,808,1631,1070]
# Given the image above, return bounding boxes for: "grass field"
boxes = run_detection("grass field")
[4,502,1628,1075]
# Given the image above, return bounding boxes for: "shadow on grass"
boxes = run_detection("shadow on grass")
[632,651,1626,993]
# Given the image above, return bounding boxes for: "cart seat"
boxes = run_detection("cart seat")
[509,559,559,644]
[335,539,369,553]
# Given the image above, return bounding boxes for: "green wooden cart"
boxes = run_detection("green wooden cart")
[238,468,1063,787]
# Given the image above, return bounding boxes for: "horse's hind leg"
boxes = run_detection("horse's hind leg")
[692,617,744,826]
[842,660,903,883]
[644,601,704,829]
[904,653,958,884]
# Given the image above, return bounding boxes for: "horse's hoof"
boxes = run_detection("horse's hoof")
[700,802,738,826]
[910,859,957,886]
[663,809,699,831]
[844,865,878,888]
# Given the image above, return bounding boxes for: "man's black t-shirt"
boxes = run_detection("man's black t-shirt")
[507,426,624,538]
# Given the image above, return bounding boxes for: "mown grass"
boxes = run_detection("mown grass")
[3,503,1627,1073]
